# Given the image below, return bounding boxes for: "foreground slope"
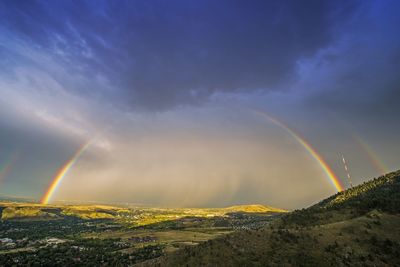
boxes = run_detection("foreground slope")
[144,170,400,266]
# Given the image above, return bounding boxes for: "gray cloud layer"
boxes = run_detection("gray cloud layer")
[0,0,356,110]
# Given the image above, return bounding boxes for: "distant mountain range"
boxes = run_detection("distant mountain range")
[223,204,286,213]
[0,194,36,203]
[0,201,284,222]
[142,170,400,266]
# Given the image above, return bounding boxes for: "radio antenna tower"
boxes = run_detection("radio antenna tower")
[341,154,353,188]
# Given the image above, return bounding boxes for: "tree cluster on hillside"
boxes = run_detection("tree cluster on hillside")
[0,239,163,266]
[280,170,400,227]
[141,170,400,267]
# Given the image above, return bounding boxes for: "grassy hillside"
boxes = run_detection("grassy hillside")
[1,206,59,220]
[319,170,400,211]
[143,170,400,266]
[224,204,286,213]
[280,170,400,227]
[0,203,127,220]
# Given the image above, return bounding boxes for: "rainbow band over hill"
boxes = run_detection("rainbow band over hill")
[252,110,344,192]
[41,141,91,205]
[352,134,388,175]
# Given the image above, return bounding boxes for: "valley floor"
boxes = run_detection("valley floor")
[0,203,281,266]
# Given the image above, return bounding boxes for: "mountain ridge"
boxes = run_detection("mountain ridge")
[0,202,285,221]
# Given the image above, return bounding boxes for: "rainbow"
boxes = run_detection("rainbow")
[41,141,91,205]
[352,134,387,175]
[252,110,344,192]
[0,151,19,182]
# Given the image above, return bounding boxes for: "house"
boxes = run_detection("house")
[0,238,13,243]
[45,238,65,245]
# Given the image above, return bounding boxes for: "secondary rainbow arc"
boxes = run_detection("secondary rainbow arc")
[352,134,387,175]
[0,150,19,182]
[252,110,344,192]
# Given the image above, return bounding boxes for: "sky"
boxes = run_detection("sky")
[0,0,399,209]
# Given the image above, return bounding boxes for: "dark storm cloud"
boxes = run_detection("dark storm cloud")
[300,0,400,124]
[0,0,356,110]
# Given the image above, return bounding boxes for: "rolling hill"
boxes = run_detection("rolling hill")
[0,202,283,222]
[142,170,400,266]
